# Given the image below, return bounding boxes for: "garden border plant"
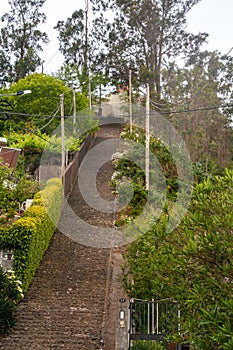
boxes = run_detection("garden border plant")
[122,169,233,349]
[0,267,23,334]
[111,124,179,226]
[0,177,62,292]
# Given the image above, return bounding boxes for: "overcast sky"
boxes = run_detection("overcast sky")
[1,0,233,73]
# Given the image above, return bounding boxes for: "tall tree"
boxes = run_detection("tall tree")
[55,10,88,73]
[162,51,233,171]
[0,0,49,83]
[0,43,11,88]
[54,2,110,98]
[92,0,208,100]
[54,1,98,91]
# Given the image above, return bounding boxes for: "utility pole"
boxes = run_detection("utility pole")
[129,69,133,134]
[84,0,92,112]
[99,74,102,117]
[88,73,92,110]
[145,84,150,190]
[73,87,77,132]
[84,0,89,69]
[60,94,65,191]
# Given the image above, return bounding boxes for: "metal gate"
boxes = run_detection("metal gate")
[128,299,186,350]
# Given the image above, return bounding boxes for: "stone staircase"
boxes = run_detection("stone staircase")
[0,124,127,350]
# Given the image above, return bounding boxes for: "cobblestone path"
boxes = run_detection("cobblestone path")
[0,124,127,350]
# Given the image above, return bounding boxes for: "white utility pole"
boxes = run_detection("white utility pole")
[60,94,65,189]
[73,87,77,132]
[129,69,133,134]
[145,84,150,190]
[89,73,92,110]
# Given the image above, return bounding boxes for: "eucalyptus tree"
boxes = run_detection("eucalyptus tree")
[54,2,102,92]
[90,0,208,100]
[222,52,233,124]
[54,10,89,76]
[0,0,48,83]
[0,47,11,88]
[162,51,233,171]
[54,3,111,99]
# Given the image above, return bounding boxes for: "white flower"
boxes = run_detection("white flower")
[111,152,125,160]
[111,171,121,180]
[15,280,22,285]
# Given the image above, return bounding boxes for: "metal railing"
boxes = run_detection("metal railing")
[129,299,182,350]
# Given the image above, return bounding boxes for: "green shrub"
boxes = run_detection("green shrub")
[0,269,23,303]
[0,298,16,334]
[0,178,62,292]
[0,164,39,226]
[0,227,10,247]
[0,267,24,334]
[123,169,233,349]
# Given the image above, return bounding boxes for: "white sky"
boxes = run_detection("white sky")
[0,0,233,74]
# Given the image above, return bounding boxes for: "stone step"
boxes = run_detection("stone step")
[0,125,124,350]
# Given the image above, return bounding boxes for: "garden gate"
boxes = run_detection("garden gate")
[128,299,188,350]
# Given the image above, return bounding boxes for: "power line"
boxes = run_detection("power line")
[43,50,60,68]
[1,103,233,119]
[6,123,62,149]
[224,46,233,57]
[150,102,233,115]
[0,110,60,119]
[183,46,233,104]
[37,116,56,131]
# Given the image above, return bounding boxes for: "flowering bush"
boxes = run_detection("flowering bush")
[0,177,62,292]
[3,271,24,302]
[0,267,23,334]
[0,164,39,226]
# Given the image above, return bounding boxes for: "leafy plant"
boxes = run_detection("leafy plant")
[1,73,89,134]
[0,178,62,292]
[130,341,166,349]
[0,267,24,334]
[112,125,178,226]
[123,169,233,349]
[0,165,39,225]
[0,298,16,334]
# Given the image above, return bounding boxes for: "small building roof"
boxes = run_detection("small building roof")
[0,147,21,168]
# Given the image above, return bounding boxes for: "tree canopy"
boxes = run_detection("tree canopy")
[0,0,48,84]
[88,0,208,98]
[0,73,89,135]
[53,1,207,98]
[162,51,233,171]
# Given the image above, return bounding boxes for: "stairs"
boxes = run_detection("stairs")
[0,124,127,350]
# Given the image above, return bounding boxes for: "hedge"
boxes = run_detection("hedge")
[0,178,62,292]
